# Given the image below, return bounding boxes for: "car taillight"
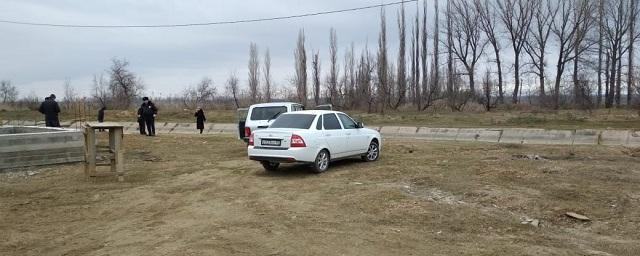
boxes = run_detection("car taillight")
[244,127,251,137]
[248,133,254,146]
[290,134,306,147]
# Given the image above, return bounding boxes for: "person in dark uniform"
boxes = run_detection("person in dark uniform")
[97,106,106,132]
[38,94,61,127]
[194,107,206,134]
[136,106,146,135]
[138,97,158,136]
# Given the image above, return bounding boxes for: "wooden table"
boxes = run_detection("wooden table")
[84,122,124,181]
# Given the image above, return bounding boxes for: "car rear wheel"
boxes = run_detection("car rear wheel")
[261,161,280,171]
[362,141,380,162]
[312,150,330,173]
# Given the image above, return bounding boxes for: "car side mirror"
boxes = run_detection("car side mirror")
[357,122,364,128]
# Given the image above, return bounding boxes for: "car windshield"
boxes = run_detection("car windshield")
[269,114,316,129]
[250,106,287,121]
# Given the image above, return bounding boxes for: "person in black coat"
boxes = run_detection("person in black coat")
[97,106,106,132]
[38,94,61,127]
[194,107,206,134]
[136,106,146,135]
[138,97,158,136]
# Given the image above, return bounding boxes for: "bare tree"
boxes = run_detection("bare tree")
[248,43,260,104]
[183,77,216,109]
[603,0,634,107]
[420,0,431,110]
[496,0,536,104]
[450,0,487,94]
[597,0,605,106]
[377,10,389,112]
[394,1,407,109]
[355,48,375,112]
[108,58,144,109]
[343,43,356,108]
[0,80,18,104]
[523,0,557,99]
[312,51,321,106]
[62,78,78,110]
[413,0,421,109]
[480,69,497,111]
[572,0,597,107]
[476,0,504,103]
[294,29,308,106]
[225,73,240,108]
[92,74,110,107]
[551,0,594,109]
[263,48,272,102]
[627,0,639,105]
[446,0,455,109]
[432,0,441,103]
[327,28,339,106]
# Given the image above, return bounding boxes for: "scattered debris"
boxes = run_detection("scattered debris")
[352,182,363,185]
[26,171,39,176]
[520,217,541,227]
[512,154,547,161]
[143,156,161,162]
[565,212,590,221]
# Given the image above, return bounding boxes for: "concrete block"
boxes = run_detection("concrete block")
[529,129,574,145]
[456,128,501,142]
[500,128,543,144]
[0,127,85,169]
[573,129,600,145]
[416,127,459,141]
[626,131,640,147]
[0,120,8,126]
[59,121,73,127]
[379,126,400,135]
[23,120,37,126]
[8,120,23,126]
[36,121,46,127]
[600,130,629,146]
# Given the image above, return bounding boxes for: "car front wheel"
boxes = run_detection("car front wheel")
[261,161,280,171]
[362,141,380,162]
[312,150,330,173]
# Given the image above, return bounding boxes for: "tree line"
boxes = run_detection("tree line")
[2,0,639,113]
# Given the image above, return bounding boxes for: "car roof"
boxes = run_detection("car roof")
[281,110,343,115]
[249,102,300,108]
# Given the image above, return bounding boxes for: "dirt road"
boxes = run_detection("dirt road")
[1,134,639,255]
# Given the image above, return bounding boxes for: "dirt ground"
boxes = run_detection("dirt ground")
[1,134,639,255]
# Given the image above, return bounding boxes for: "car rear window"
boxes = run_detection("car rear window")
[269,114,316,129]
[250,106,287,121]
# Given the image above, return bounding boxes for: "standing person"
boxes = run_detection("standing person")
[139,97,158,136]
[97,106,106,132]
[136,106,146,135]
[38,94,61,127]
[194,107,206,134]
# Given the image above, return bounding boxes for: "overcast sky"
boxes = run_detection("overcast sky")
[1,0,429,99]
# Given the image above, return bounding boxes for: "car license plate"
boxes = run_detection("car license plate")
[261,139,281,146]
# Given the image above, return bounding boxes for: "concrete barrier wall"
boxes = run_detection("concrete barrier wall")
[456,128,501,143]
[600,130,630,146]
[0,126,85,169]
[416,127,459,141]
[628,131,640,147]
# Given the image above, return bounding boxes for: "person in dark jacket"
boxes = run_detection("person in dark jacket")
[194,107,206,134]
[138,97,158,136]
[97,106,106,132]
[38,94,61,127]
[136,106,146,135]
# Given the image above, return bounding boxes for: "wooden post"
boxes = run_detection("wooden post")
[84,126,96,177]
[113,127,124,182]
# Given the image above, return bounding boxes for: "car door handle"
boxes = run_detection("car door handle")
[325,134,331,137]
[345,133,352,136]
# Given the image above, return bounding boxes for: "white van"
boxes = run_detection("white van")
[238,102,304,142]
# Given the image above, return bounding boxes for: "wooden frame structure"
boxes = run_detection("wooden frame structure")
[84,122,124,181]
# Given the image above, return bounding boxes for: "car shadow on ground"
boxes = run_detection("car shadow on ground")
[253,158,365,178]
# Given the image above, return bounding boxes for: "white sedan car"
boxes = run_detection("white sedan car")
[247,110,382,173]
